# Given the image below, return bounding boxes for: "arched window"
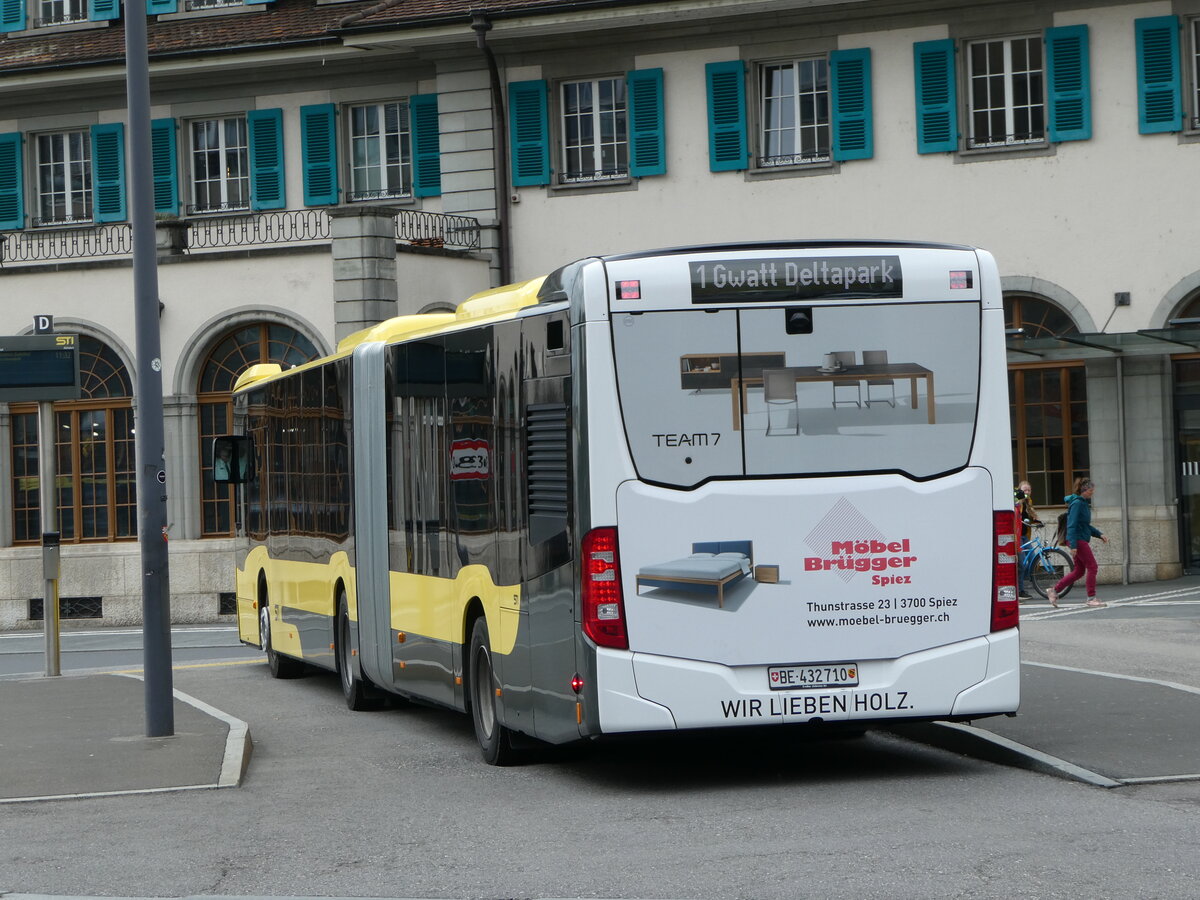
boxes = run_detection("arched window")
[10,337,135,544]
[1006,295,1089,506]
[198,324,319,537]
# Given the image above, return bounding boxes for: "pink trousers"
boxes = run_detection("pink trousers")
[1054,539,1097,597]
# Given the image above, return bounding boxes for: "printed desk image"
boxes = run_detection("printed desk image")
[730,363,936,429]
[635,541,753,608]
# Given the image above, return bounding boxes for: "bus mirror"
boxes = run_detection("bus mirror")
[212,435,253,485]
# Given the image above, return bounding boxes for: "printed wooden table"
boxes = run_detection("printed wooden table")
[730,364,936,429]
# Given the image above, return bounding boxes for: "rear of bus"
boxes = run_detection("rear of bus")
[573,242,1017,736]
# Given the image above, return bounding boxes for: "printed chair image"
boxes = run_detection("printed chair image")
[862,349,896,407]
[763,368,799,435]
[830,351,861,408]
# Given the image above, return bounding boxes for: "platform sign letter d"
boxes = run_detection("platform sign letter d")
[34,315,53,334]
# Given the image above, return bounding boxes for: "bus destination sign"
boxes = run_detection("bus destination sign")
[689,256,904,303]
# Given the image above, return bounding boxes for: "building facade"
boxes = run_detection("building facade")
[2,0,1199,628]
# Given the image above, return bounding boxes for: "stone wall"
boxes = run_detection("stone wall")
[0,538,242,631]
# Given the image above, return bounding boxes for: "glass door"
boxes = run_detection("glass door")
[1173,358,1200,571]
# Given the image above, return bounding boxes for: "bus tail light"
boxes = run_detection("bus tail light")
[582,527,628,650]
[992,510,1019,632]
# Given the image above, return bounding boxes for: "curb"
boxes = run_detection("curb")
[886,720,1123,788]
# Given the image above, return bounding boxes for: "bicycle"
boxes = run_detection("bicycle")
[1019,523,1074,600]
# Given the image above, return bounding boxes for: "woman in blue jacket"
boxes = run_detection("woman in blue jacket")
[1048,478,1108,608]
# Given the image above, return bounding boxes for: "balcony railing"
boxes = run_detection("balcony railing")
[188,209,332,250]
[0,222,133,264]
[0,208,481,267]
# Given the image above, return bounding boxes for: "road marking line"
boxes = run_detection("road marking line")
[112,659,263,675]
[0,626,239,640]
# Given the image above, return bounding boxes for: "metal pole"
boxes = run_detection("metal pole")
[1116,356,1130,585]
[125,0,174,736]
[38,400,60,677]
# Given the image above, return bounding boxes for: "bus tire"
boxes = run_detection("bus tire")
[260,590,304,679]
[468,617,519,766]
[1030,548,1074,600]
[337,590,383,711]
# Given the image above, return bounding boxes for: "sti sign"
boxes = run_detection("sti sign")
[0,333,81,401]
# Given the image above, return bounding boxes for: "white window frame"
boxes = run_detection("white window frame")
[189,116,250,214]
[347,100,413,202]
[758,57,831,167]
[35,0,86,25]
[34,130,92,227]
[966,35,1046,149]
[559,76,628,184]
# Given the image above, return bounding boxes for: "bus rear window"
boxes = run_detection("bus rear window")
[611,302,981,485]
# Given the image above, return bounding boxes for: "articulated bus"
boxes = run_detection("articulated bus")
[216,241,1019,764]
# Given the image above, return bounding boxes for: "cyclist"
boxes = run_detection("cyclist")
[1015,480,1041,601]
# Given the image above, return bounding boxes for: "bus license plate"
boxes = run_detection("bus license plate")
[768,663,859,691]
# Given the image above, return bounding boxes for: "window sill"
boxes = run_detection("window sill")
[32,219,98,230]
[5,18,108,37]
[548,176,637,197]
[746,159,837,180]
[157,4,263,22]
[347,194,417,207]
[956,142,1055,163]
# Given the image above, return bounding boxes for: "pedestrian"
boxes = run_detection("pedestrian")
[1047,477,1109,608]
[1015,480,1041,600]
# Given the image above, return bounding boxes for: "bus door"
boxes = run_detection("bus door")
[351,340,394,689]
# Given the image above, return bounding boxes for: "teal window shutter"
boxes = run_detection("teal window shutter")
[1,0,25,33]
[88,0,120,21]
[831,48,873,161]
[147,0,178,14]
[0,132,24,231]
[91,123,127,223]
[706,60,748,171]
[150,118,179,217]
[299,104,338,207]
[248,108,286,210]
[627,67,666,177]
[1136,16,1182,134]
[509,80,550,187]
[410,94,442,198]
[913,39,958,153]
[1046,25,1091,142]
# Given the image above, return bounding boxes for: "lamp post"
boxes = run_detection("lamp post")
[124,0,174,737]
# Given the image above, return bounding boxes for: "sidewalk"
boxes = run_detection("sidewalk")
[897,574,1200,786]
[0,672,250,804]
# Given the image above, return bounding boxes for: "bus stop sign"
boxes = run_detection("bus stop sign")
[0,334,82,401]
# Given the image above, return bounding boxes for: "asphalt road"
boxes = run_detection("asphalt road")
[1,592,1198,899]
[0,625,259,677]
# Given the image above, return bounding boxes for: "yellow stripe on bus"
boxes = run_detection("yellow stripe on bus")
[237,548,521,656]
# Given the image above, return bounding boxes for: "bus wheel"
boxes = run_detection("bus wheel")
[337,591,382,711]
[260,592,304,679]
[468,617,519,766]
